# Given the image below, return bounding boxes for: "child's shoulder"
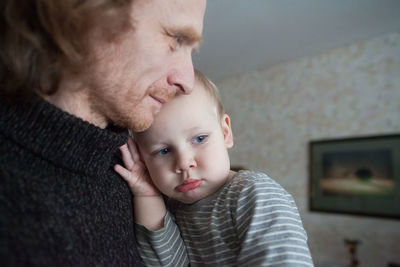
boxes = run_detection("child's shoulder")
[221,170,296,210]
[229,170,284,189]
[222,170,289,200]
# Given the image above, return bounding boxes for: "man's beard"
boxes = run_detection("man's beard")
[88,88,153,132]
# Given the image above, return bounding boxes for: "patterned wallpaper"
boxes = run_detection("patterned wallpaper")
[215,31,400,266]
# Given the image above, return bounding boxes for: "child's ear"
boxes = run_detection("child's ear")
[221,114,233,148]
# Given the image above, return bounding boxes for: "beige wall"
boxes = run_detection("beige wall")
[215,31,400,266]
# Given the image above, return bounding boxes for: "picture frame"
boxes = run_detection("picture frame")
[309,134,400,219]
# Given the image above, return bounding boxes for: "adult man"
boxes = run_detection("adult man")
[0,0,206,265]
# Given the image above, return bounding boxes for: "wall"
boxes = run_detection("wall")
[215,31,400,266]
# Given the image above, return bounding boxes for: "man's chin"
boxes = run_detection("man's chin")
[107,107,154,132]
[125,117,153,133]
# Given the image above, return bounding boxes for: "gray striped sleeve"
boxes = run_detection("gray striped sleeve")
[231,172,313,266]
[135,211,189,267]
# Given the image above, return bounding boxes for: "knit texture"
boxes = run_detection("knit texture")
[0,97,143,266]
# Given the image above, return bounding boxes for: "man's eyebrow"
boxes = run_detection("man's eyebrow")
[169,26,203,44]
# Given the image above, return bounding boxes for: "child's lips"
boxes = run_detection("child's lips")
[175,179,203,193]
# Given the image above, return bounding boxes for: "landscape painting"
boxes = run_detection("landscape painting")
[321,149,395,197]
[309,134,400,219]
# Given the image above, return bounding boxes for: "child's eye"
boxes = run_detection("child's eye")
[157,147,170,155]
[193,135,207,144]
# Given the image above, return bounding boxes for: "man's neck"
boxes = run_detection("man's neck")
[41,81,108,129]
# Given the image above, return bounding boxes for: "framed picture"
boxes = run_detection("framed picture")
[309,134,400,219]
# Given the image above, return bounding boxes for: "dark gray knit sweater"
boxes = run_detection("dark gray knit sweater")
[0,97,143,266]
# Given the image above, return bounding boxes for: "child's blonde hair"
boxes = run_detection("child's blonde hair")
[194,69,225,119]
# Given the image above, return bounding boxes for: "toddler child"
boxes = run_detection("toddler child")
[115,70,314,266]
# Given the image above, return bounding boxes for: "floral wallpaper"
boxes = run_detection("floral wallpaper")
[215,31,400,266]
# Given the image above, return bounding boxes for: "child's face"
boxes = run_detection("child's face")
[136,84,233,204]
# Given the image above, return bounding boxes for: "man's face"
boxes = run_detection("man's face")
[87,0,206,131]
[136,84,234,204]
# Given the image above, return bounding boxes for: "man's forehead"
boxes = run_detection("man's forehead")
[163,0,205,39]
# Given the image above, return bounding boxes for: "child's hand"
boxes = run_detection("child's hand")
[114,137,161,197]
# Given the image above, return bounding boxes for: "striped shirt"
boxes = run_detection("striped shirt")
[135,170,314,266]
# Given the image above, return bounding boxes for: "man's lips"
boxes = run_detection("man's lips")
[150,95,166,105]
[175,179,203,193]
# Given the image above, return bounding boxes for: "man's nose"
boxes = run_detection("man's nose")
[175,150,197,173]
[167,52,195,95]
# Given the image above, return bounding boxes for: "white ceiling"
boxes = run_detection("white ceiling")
[193,0,400,81]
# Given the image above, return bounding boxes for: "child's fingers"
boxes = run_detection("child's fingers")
[119,144,134,170]
[114,164,137,185]
[127,137,141,163]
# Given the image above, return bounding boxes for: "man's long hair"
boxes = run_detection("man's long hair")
[0,0,132,103]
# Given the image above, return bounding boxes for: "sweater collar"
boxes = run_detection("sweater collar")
[0,96,129,176]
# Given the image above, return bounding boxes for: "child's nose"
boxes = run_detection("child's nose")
[175,151,197,173]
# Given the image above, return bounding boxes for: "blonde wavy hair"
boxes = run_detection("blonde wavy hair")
[194,69,225,119]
